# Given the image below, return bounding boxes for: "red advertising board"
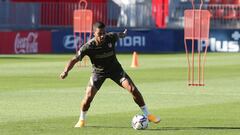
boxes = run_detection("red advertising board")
[0,31,52,54]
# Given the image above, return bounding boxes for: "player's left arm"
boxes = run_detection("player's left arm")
[118,29,127,38]
[109,29,127,43]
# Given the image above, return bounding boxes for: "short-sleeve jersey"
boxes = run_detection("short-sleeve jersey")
[76,32,123,74]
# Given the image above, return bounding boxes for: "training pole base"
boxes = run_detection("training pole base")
[188,84,205,86]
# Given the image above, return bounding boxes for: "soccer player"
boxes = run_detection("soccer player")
[60,21,160,128]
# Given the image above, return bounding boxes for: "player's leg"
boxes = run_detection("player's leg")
[75,85,98,128]
[121,75,161,123]
[121,76,145,106]
[111,71,160,123]
[75,74,106,128]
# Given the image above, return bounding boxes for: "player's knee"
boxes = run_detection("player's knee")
[122,80,135,92]
[128,84,136,93]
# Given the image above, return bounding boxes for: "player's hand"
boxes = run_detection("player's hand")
[60,71,68,79]
[119,29,127,38]
[123,29,127,35]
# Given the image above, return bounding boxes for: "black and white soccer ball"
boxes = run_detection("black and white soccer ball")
[131,114,149,130]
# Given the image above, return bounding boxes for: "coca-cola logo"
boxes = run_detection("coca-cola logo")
[14,32,38,54]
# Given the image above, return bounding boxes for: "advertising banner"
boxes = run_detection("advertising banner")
[0,31,52,54]
[52,29,74,53]
[51,28,185,53]
[52,29,92,53]
[51,28,240,53]
[208,29,240,52]
[114,28,185,53]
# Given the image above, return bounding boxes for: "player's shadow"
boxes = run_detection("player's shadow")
[87,125,130,129]
[148,127,240,131]
[87,126,240,131]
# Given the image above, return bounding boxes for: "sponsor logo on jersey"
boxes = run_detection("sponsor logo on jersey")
[95,51,114,58]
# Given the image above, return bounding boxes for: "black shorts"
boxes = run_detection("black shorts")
[88,70,131,90]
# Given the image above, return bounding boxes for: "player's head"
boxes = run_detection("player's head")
[93,21,106,44]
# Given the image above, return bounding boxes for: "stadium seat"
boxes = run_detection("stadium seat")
[232,0,240,19]
[208,0,224,19]
[222,0,239,19]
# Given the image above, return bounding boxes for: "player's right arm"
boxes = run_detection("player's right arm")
[60,56,79,79]
[60,45,88,79]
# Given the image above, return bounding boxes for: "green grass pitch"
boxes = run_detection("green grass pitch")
[0,53,240,135]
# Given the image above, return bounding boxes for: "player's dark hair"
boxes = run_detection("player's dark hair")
[93,21,105,31]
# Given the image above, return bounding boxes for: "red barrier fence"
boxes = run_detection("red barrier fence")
[4,0,239,29]
[10,0,168,28]
[11,0,110,27]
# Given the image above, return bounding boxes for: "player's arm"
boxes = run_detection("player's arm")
[108,29,127,43]
[60,44,88,79]
[60,56,78,79]
[118,29,127,38]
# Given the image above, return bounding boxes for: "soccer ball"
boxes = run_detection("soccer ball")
[131,114,149,130]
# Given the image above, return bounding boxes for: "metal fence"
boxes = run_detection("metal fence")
[0,2,165,30]
[0,2,41,30]
[40,1,167,28]
[168,3,240,29]
[0,1,239,30]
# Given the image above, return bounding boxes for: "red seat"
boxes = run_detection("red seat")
[209,0,222,4]
[232,0,240,4]
[208,0,224,18]
[223,0,239,19]
[234,0,240,19]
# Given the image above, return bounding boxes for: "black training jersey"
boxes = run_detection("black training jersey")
[76,32,123,74]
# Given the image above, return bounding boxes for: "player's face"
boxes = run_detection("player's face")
[94,28,106,44]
